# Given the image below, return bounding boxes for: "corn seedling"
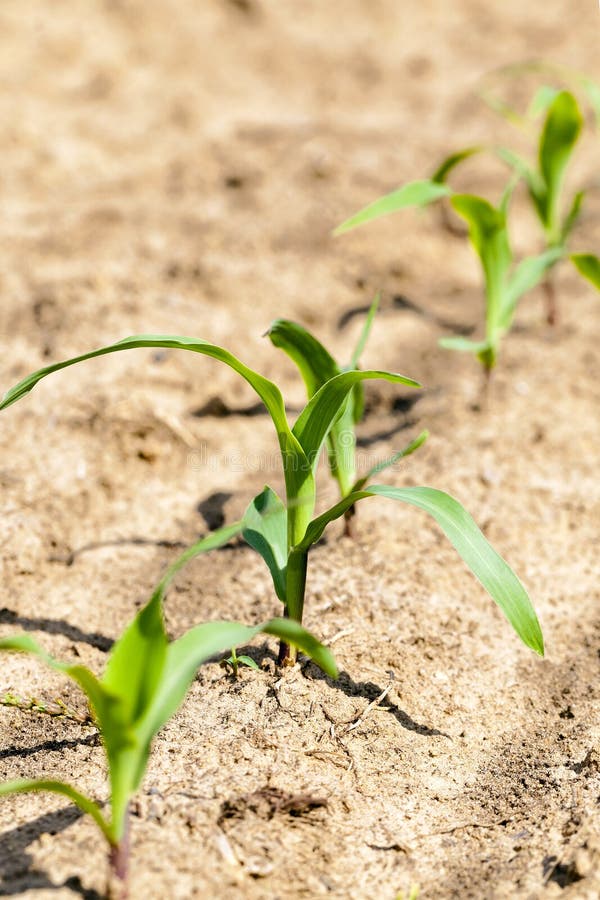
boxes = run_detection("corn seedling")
[335,181,560,375]
[430,90,600,325]
[0,545,336,898]
[493,90,600,323]
[1,333,544,667]
[268,297,428,535]
[220,645,260,677]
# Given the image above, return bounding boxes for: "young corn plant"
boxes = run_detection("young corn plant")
[0,543,336,898]
[425,91,600,324]
[494,90,600,323]
[267,297,428,535]
[1,333,544,668]
[335,183,559,376]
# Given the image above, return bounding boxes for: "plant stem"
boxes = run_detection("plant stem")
[543,275,557,326]
[278,549,308,666]
[107,815,130,900]
[343,504,356,538]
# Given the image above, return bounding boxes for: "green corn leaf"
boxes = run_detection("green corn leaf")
[0,635,129,746]
[349,292,380,369]
[0,334,314,553]
[152,521,244,602]
[571,254,600,290]
[137,617,337,745]
[431,147,482,184]
[242,487,288,602]
[561,190,585,243]
[0,634,134,840]
[496,147,546,219]
[231,655,260,671]
[268,317,372,497]
[527,85,560,120]
[438,336,492,354]
[351,430,429,492]
[296,486,543,656]
[0,779,112,844]
[103,591,167,726]
[538,91,583,235]
[333,180,451,236]
[292,369,421,482]
[502,247,564,327]
[267,319,340,396]
[450,195,512,326]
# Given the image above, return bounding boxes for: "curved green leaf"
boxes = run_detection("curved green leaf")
[296,485,543,656]
[561,190,585,243]
[527,85,560,120]
[502,247,563,326]
[349,292,380,369]
[571,253,600,291]
[292,369,421,481]
[431,147,483,184]
[267,320,340,396]
[0,779,112,843]
[438,336,491,354]
[0,634,127,744]
[333,180,451,236]
[351,430,429,492]
[242,487,288,602]
[103,591,167,726]
[538,91,583,235]
[450,194,512,327]
[152,521,243,602]
[0,334,314,551]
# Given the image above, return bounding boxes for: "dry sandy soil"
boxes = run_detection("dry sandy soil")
[1,1,600,898]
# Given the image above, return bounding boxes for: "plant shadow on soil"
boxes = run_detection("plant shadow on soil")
[0,609,113,654]
[0,806,103,899]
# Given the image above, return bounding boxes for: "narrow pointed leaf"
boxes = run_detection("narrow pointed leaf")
[267,320,340,396]
[152,521,244,602]
[333,180,451,236]
[502,247,563,326]
[0,635,127,744]
[527,85,560,120]
[0,334,313,555]
[242,487,288,602]
[496,147,546,220]
[431,147,482,184]
[538,91,582,232]
[438,336,492,354]
[450,194,512,331]
[561,190,585,242]
[351,430,429,492]
[103,591,167,725]
[296,486,543,655]
[571,254,600,290]
[0,779,112,843]
[367,484,543,655]
[349,292,380,368]
[292,370,421,480]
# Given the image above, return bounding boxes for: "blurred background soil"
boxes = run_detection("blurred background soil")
[0,1,599,897]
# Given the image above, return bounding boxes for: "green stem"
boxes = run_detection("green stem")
[278,549,308,665]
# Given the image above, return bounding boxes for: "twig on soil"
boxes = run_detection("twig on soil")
[0,692,95,726]
[343,682,393,734]
[416,816,513,839]
[322,627,355,647]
